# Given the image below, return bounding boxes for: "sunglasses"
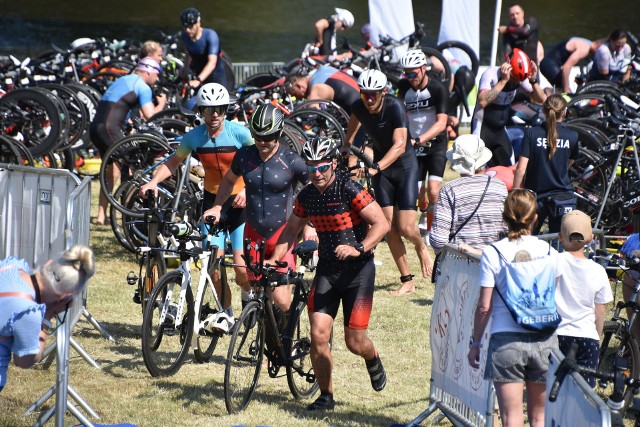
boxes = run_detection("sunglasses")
[182,22,197,29]
[404,71,420,79]
[253,134,277,142]
[199,106,227,116]
[360,91,382,102]
[306,163,332,173]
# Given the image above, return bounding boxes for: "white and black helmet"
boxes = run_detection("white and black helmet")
[302,136,338,162]
[401,49,429,69]
[197,83,230,107]
[357,69,387,91]
[249,104,284,139]
[334,8,354,28]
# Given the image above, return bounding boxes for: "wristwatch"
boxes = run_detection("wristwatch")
[372,162,381,172]
[469,337,481,348]
[414,137,421,145]
[194,76,201,82]
[354,242,366,256]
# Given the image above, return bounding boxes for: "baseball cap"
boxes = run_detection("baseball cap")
[137,57,162,74]
[561,210,593,242]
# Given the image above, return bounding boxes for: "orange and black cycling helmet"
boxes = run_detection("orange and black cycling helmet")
[509,48,531,81]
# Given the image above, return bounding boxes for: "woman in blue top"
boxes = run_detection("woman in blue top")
[0,246,95,392]
[513,94,579,234]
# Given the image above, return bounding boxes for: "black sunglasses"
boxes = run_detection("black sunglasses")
[199,105,227,116]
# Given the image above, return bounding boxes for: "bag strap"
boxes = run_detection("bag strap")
[450,176,491,242]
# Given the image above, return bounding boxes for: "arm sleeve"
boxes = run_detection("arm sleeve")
[11,305,45,357]
[292,154,310,186]
[293,197,307,219]
[478,68,498,93]
[345,180,375,213]
[478,249,499,288]
[230,148,244,176]
[434,82,450,115]
[594,266,614,304]
[205,29,221,56]
[430,186,453,252]
[135,80,153,107]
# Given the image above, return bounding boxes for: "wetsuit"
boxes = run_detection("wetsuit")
[90,74,152,155]
[502,16,539,63]
[177,121,253,250]
[351,95,419,210]
[471,67,534,166]
[588,42,632,82]
[309,65,360,115]
[294,172,376,329]
[318,17,338,55]
[397,78,449,180]
[182,28,227,88]
[540,38,591,88]
[230,143,309,267]
[519,124,579,233]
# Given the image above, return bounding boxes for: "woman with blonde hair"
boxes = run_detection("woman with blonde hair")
[0,245,95,391]
[513,94,579,233]
[468,189,561,427]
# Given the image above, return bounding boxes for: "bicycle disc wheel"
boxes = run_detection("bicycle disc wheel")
[193,260,225,363]
[594,320,640,413]
[286,284,318,400]
[224,300,265,414]
[141,271,194,377]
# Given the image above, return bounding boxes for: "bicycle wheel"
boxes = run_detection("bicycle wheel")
[109,182,146,253]
[140,251,167,314]
[287,108,346,146]
[99,134,177,218]
[594,320,640,412]
[570,148,609,221]
[141,271,194,377]
[286,283,318,399]
[224,300,265,414]
[193,258,226,362]
[0,134,32,165]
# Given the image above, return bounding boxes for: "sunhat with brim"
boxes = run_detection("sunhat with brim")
[446,134,493,175]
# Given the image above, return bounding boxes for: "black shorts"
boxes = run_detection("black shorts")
[308,257,375,330]
[89,122,124,156]
[202,190,245,234]
[373,154,419,210]
[416,135,447,180]
[479,126,513,167]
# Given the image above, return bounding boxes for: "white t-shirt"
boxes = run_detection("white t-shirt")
[555,253,613,341]
[479,235,561,334]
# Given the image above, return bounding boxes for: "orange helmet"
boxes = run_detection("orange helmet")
[509,48,531,81]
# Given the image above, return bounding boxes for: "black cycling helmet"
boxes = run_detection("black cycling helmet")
[302,136,338,162]
[249,104,284,140]
[180,7,200,28]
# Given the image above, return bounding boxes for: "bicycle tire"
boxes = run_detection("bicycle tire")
[594,320,640,413]
[109,182,146,253]
[141,251,167,314]
[421,47,452,90]
[141,271,194,377]
[99,134,178,218]
[287,108,346,146]
[576,80,623,96]
[0,134,33,166]
[224,299,265,414]
[193,257,226,362]
[280,121,307,155]
[570,147,609,222]
[566,94,608,120]
[435,40,480,76]
[242,72,280,87]
[565,123,608,152]
[286,279,318,399]
[39,83,88,148]
[294,100,350,132]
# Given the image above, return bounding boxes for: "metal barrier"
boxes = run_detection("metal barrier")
[232,61,285,85]
[0,163,98,426]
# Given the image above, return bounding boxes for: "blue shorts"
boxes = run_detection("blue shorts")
[484,331,558,383]
[201,191,245,252]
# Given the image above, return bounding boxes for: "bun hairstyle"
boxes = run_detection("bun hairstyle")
[42,245,96,295]
[502,189,538,240]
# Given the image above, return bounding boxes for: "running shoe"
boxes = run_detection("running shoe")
[418,211,428,235]
[367,355,387,392]
[206,312,235,334]
[307,392,335,411]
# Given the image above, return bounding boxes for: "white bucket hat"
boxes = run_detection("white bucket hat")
[446,134,493,175]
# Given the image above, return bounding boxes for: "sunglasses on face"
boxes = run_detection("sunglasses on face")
[182,22,196,29]
[404,71,420,79]
[360,91,382,102]
[253,134,277,142]
[306,163,332,173]
[199,106,227,116]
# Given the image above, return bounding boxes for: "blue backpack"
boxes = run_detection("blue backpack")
[490,244,561,332]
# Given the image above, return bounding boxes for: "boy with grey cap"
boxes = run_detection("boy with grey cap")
[555,210,612,387]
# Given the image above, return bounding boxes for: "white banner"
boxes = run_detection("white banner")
[437,0,480,68]
[368,0,414,60]
[430,247,494,421]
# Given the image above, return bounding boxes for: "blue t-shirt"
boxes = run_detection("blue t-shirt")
[182,28,227,87]
[93,73,153,129]
[0,257,45,389]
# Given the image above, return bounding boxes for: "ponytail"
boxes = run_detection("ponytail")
[542,94,567,160]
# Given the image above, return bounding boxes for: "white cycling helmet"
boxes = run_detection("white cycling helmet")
[358,69,387,91]
[334,8,354,28]
[302,136,338,162]
[197,83,230,107]
[70,38,95,50]
[401,49,428,69]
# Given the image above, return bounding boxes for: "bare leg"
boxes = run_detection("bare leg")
[494,381,525,427]
[381,206,415,296]
[309,312,334,394]
[396,209,433,279]
[97,162,120,225]
[526,381,547,427]
[344,327,376,360]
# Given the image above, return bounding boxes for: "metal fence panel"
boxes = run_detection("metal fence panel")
[233,62,285,85]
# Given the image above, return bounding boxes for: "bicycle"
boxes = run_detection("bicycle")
[141,216,234,377]
[589,250,640,414]
[223,239,319,414]
[340,145,376,199]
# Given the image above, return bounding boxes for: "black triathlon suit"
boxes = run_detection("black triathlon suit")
[293,172,376,329]
[351,95,419,210]
[539,38,572,88]
[397,78,449,180]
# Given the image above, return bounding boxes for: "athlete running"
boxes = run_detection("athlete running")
[344,69,433,296]
[139,83,252,332]
[397,49,450,244]
[266,136,390,411]
[208,103,315,313]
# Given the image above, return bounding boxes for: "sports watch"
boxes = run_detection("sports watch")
[354,242,366,256]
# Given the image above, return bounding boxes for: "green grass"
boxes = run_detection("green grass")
[0,180,438,427]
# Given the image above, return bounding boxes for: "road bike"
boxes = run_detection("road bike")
[141,217,234,377]
[223,239,319,414]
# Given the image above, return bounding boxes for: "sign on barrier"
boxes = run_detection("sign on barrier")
[545,349,611,427]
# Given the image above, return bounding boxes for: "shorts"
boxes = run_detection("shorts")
[558,335,599,387]
[243,222,295,281]
[201,190,245,251]
[309,257,375,330]
[484,331,558,383]
[479,125,513,167]
[416,135,447,181]
[373,154,419,210]
[89,122,124,156]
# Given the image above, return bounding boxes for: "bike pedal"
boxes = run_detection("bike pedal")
[162,323,176,336]
[126,271,138,286]
[132,290,141,304]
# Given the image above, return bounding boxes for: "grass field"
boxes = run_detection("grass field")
[0,179,440,427]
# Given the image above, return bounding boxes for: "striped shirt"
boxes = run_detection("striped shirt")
[430,175,507,253]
